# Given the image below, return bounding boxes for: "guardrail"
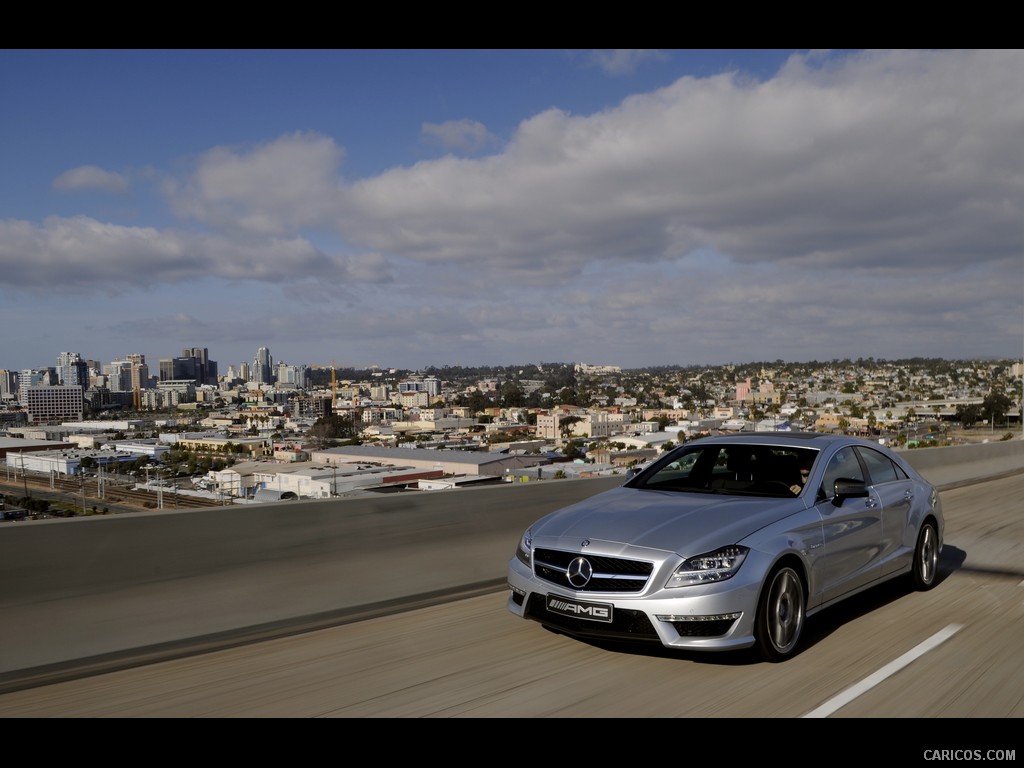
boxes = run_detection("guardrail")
[0,439,1020,687]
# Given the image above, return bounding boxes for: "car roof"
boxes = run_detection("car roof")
[692,432,856,449]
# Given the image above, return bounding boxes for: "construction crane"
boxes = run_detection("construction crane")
[309,361,338,407]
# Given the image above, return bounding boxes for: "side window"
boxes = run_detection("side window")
[857,447,899,485]
[821,447,864,497]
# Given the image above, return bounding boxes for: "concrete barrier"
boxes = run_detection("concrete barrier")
[0,439,1020,686]
[897,438,1024,488]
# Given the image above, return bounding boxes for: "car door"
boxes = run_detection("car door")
[856,445,915,577]
[813,446,884,603]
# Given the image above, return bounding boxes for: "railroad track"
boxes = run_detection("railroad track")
[0,473,222,511]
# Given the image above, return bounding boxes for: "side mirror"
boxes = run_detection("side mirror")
[832,478,868,504]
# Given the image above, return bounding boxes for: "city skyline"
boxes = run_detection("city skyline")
[6,342,1022,387]
[2,49,1022,372]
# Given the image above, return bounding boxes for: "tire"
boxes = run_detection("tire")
[910,521,939,591]
[754,565,805,662]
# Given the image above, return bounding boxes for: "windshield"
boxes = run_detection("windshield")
[629,443,818,498]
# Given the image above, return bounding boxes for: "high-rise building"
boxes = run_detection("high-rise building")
[253,347,273,385]
[18,368,57,398]
[127,353,149,391]
[56,352,89,388]
[107,358,142,392]
[275,362,308,387]
[398,377,441,398]
[24,385,84,424]
[181,347,218,385]
[160,356,196,383]
[0,369,17,402]
[159,348,217,386]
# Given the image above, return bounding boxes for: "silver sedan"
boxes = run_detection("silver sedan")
[507,433,943,661]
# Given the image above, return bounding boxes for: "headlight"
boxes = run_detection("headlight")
[666,545,749,588]
[515,528,533,567]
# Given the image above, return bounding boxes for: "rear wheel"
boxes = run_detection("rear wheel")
[754,564,805,662]
[910,521,939,590]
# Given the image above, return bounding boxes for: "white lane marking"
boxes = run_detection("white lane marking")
[802,623,964,718]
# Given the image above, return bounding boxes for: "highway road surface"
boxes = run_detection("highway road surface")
[0,472,1021,720]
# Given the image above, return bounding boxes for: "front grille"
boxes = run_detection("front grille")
[525,593,659,641]
[533,548,653,593]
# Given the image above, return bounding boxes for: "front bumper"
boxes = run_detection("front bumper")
[507,553,769,652]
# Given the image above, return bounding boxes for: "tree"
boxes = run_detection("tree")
[499,381,525,408]
[308,413,355,447]
[981,390,1013,427]
[525,390,546,408]
[557,387,580,406]
[466,390,492,414]
[956,403,983,428]
[559,415,584,442]
[561,440,584,460]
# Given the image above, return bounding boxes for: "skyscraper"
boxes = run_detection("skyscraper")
[18,368,57,397]
[253,347,273,385]
[127,353,149,391]
[0,369,17,402]
[181,347,217,385]
[56,352,88,388]
[159,347,218,386]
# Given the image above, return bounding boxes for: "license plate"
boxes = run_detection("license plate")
[546,594,613,623]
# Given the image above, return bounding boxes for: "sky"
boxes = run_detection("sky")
[1,49,1022,374]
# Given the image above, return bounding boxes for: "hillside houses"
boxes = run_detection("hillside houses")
[2,357,1019,502]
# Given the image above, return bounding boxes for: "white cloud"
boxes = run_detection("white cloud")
[165,132,346,237]
[338,50,1022,279]
[421,119,495,154]
[585,49,669,76]
[52,165,129,193]
[0,215,352,291]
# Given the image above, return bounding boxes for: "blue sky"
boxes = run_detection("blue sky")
[1,49,1021,374]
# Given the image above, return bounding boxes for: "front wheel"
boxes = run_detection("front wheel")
[754,564,805,662]
[910,521,939,590]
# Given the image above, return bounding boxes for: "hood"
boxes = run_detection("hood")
[530,485,801,556]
